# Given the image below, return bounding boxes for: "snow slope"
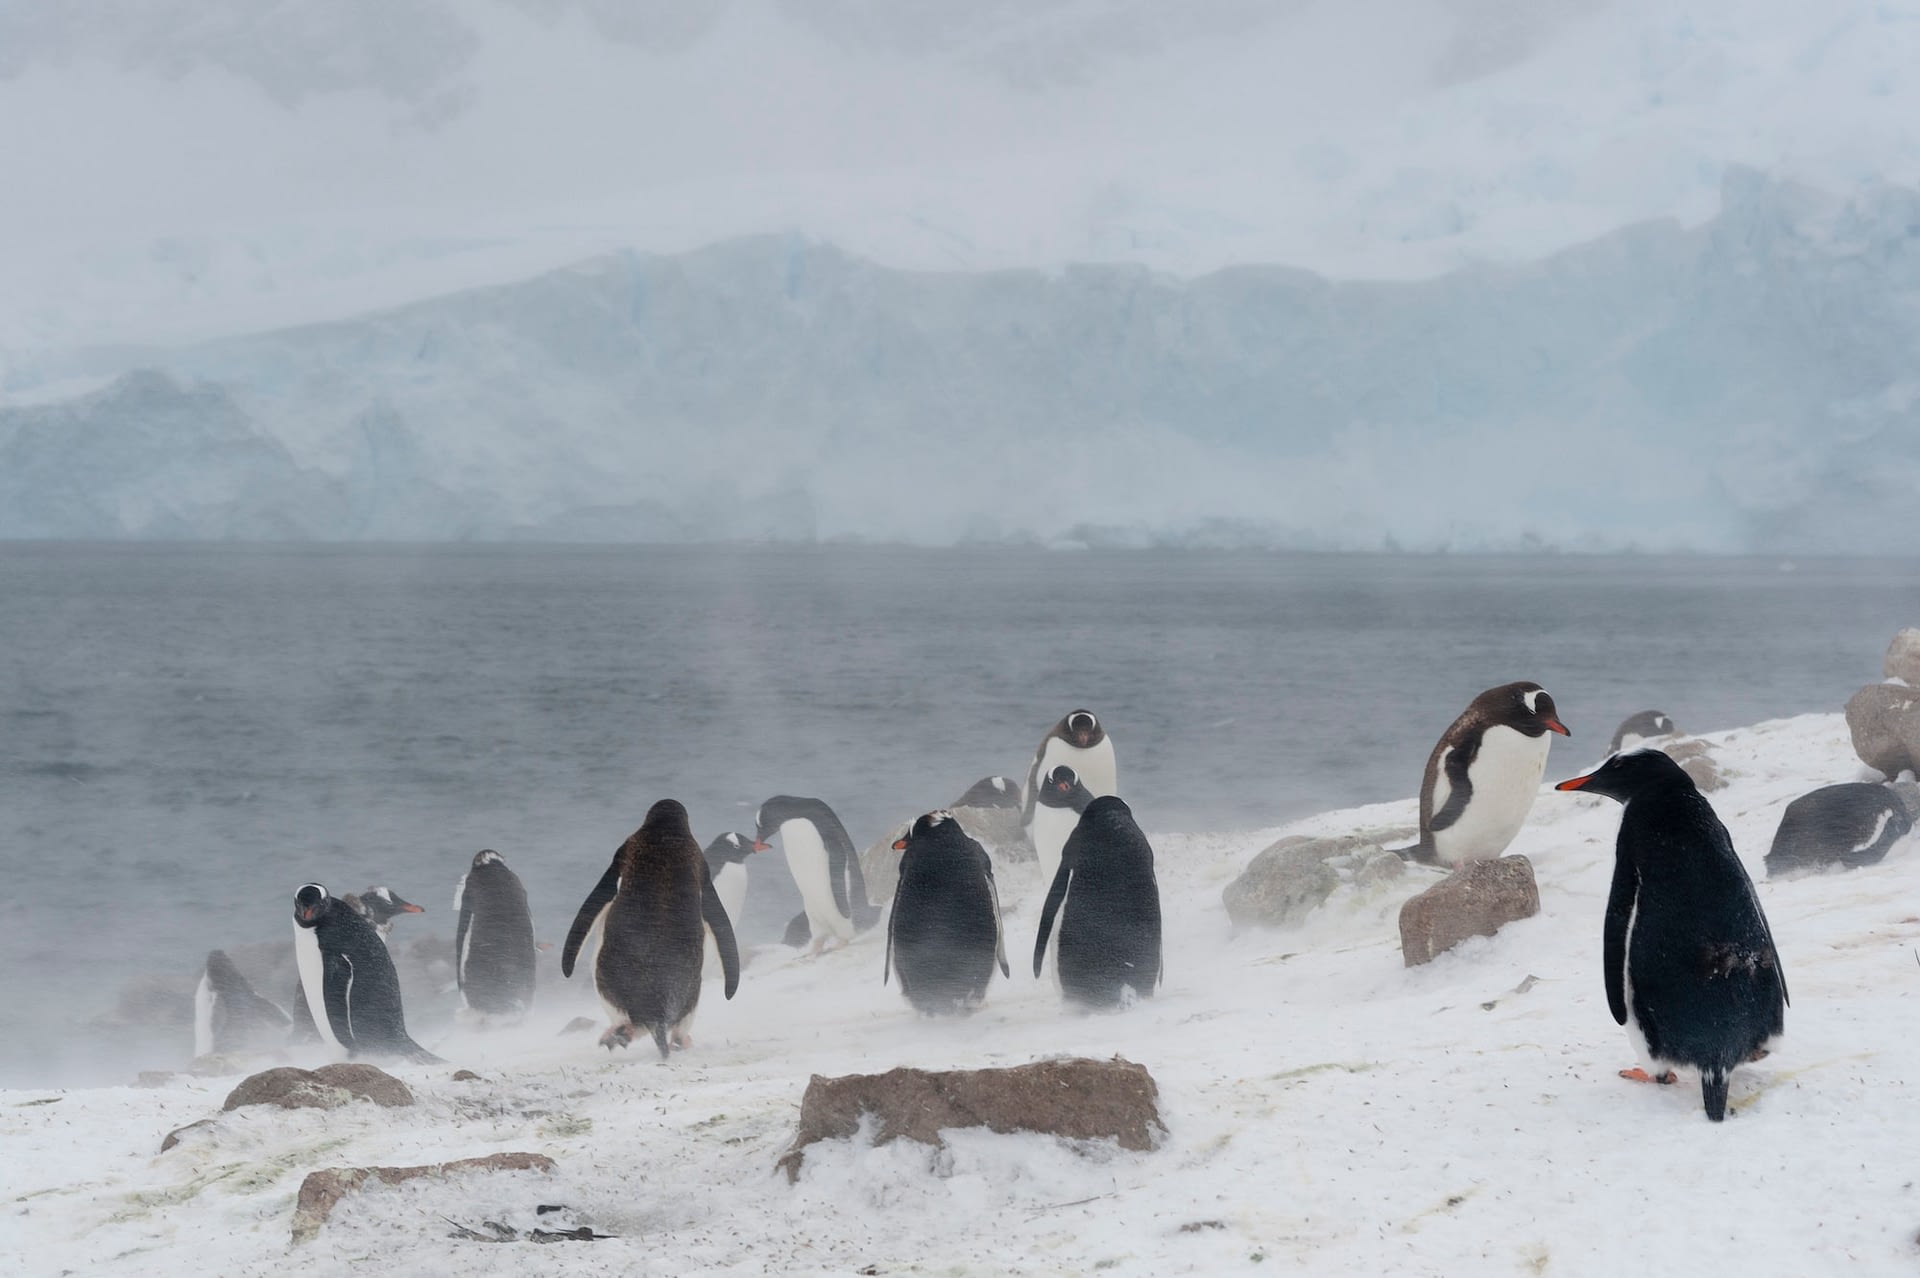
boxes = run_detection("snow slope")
[4,711,1917,1275]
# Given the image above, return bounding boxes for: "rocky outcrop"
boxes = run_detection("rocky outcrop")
[1398,856,1541,967]
[291,1152,556,1243]
[1885,628,1920,685]
[1222,832,1410,928]
[222,1063,414,1112]
[1845,682,1920,779]
[778,1057,1165,1182]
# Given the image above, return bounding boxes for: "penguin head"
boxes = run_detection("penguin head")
[352,886,425,927]
[293,883,331,927]
[641,798,693,837]
[753,795,821,848]
[471,849,506,870]
[1035,765,1096,814]
[1063,710,1103,749]
[1555,748,1689,803]
[892,809,975,858]
[1608,709,1677,754]
[1482,682,1570,738]
[705,831,758,867]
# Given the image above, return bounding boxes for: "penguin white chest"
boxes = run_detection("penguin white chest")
[192,970,216,1059]
[1030,802,1081,891]
[1031,737,1118,810]
[702,862,749,979]
[292,922,345,1052]
[1432,726,1552,864]
[780,820,853,941]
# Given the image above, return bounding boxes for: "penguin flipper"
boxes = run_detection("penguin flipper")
[699,862,741,999]
[1603,854,1636,1026]
[322,952,355,1050]
[453,876,474,999]
[985,857,1010,980]
[561,855,622,979]
[1428,739,1479,834]
[1033,856,1072,980]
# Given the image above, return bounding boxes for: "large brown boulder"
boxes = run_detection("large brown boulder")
[1885,628,1920,686]
[291,1152,556,1243]
[778,1057,1165,1182]
[1222,831,1410,928]
[222,1063,414,1112]
[1845,683,1920,779]
[1398,856,1541,967]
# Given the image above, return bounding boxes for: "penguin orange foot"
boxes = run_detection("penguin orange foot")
[600,1023,635,1051]
[1619,1067,1678,1084]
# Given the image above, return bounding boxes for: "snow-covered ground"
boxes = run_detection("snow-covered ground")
[4,710,1915,1275]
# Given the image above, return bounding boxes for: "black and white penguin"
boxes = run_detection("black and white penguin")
[754,796,880,954]
[1032,795,1162,1009]
[1030,764,1096,895]
[1021,710,1117,830]
[1556,751,1788,1122]
[343,886,425,939]
[1609,710,1677,755]
[193,950,292,1058]
[1397,681,1570,866]
[703,832,760,978]
[885,810,1010,1015]
[292,883,441,1063]
[561,800,740,1058]
[454,850,537,1019]
[1765,782,1914,878]
[954,775,1023,810]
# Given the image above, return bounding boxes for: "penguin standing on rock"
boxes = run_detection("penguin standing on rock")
[885,811,1010,1015]
[292,884,441,1063]
[455,850,537,1019]
[562,800,740,1058]
[1021,710,1116,830]
[1556,751,1787,1121]
[1397,681,1570,867]
[755,796,879,955]
[194,950,291,1058]
[1033,795,1162,1009]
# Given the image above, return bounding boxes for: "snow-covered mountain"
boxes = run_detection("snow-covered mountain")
[4,170,1917,552]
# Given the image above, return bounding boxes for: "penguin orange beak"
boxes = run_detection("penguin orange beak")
[751,840,771,852]
[1544,718,1570,736]
[1554,773,1592,791]
[398,902,424,914]
[891,837,908,851]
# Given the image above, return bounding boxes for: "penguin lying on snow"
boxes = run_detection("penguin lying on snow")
[1021,710,1116,830]
[292,884,441,1063]
[1557,751,1787,1121]
[455,850,537,1019]
[1765,782,1914,878]
[562,800,740,1058]
[885,811,1009,1015]
[1398,681,1570,866]
[194,950,291,1058]
[755,796,879,954]
[1033,795,1162,1009]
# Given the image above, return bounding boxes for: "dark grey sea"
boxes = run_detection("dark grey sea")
[1,544,1913,1086]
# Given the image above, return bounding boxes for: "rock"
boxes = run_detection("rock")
[777,1057,1165,1182]
[1885,628,1920,685]
[558,1016,598,1035]
[135,1071,181,1089]
[1661,737,1724,792]
[1397,856,1541,967]
[159,1118,219,1154]
[1893,782,1920,821]
[222,1063,413,1112]
[291,1152,556,1243]
[1223,831,1410,928]
[1846,683,1920,779]
[451,1069,482,1082]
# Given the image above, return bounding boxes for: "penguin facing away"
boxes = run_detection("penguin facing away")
[1556,751,1788,1121]
[754,796,879,954]
[954,775,1023,810]
[1031,764,1097,896]
[292,883,441,1063]
[194,950,292,1058]
[885,810,1010,1015]
[1021,710,1117,829]
[1609,710,1677,755]
[1032,795,1163,1009]
[1765,783,1913,878]
[1398,681,1570,866]
[703,832,761,979]
[561,800,740,1058]
[454,850,537,1019]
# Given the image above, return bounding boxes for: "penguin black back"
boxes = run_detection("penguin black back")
[1765,782,1913,877]
[1609,710,1676,755]
[885,811,1009,1015]
[1032,795,1162,1009]
[292,884,440,1063]
[1557,751,1787,1121]
[455,849,537,1018]
[954,776,1023,810]
[196,950,291,1057]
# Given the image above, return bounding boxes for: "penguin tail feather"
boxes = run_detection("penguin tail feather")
[1701,1067,1730,1123]
[1391,842,1439,866]
[405,1040,445,1066]
[650,1022,671,1061]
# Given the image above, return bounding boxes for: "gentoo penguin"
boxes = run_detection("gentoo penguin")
[702,832,760,979]
[954,775,1023,810]
[1556,751,1787,1121]
[1032,795,1163,1009]
[885,811,1010,1015]
[292,884,441,1063]
[1609,710,1676,755]
[454,850,537,1019]
[1021,710,1117,829]
[343,886,424,938]
[1030,764,1097,895]
[193,950,291,1058]
[1765,783,1914,878]
[1397,681,1570,866]
[754,796,879,954]
[561,800,740,1057]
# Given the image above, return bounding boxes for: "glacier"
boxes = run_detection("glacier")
[2,169,1917,552]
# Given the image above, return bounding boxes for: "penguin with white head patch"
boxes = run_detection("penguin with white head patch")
[1031,764,1096,895]
[1765,783,1914,878]
[1033,795,1162,1009]
[193,950,291,1059]
[561,800,740,1058]
[885,811,1010,1015]
[1609,710,1676,755]
[702,832,760,979]
[1021,710,1116,831]
[1557,751,1787,1121]
[454,850,537,1020]
[343,886,425,940]
[1397,681,1570,866]
[292,884,441,1063]
[754,796,879,954]
[954,775,1023,810]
